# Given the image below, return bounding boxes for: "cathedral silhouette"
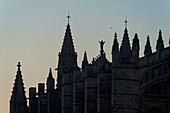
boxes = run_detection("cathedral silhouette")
[10,16,170,113]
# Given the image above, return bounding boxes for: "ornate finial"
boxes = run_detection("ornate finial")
[17,62,21,67]
[124,16,128,28]
[17,62,21,71]
[67,11,71,23]
[99,40,105,55]
[114,32,117,38]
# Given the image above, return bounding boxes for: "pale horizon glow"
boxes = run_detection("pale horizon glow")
[0,0,170,113]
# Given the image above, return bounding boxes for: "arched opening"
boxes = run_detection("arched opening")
[139,63,170,113]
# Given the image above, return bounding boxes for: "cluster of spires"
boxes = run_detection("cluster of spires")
[59,15,169,65]
[144,30,165,56]
[11,16,169,94]
[10,62,55,113]
[111,18,168,63]
[10,14,170,113]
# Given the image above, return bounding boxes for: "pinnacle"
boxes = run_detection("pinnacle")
[112,33,119,51]
[144,35,152,56]
[83,51,88,61]
[10,62,27,101]
[82,51,88,70]
[134,33,138,40]
[146,35,151,46]
[133,34,139,45]
[120,26,131,57]
[48,68,53,78]
[156,29,164,51]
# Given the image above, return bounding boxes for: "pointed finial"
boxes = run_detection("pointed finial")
[147,35,150,40]
[83,51,88,62]
[84,51,87,56]
[147,35,151,43]
[82,51,88,70]
[134,33,138,39]
[49,68,52,78]
[124,16,128,28]
[67,11,71,23]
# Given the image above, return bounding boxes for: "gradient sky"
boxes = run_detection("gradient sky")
[0,0,170,113]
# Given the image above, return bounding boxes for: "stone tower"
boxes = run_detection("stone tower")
[111,20,139,113]
[56,15,79,113]
[57,21,79,90]
[10,62,28,113]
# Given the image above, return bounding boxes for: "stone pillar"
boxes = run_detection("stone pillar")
[47,90,60,113]
[167,80,170,113]
[97,72,111,113]
[73,71,84,113]
[111,67,139,113]
[38,83,45,94]
[62,73,73,113]
[29,87,38,113]
[84,66,97,113]
[38,83,47,113]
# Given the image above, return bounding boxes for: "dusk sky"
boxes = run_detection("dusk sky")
[0,0,170,113]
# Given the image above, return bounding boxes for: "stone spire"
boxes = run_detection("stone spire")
[144,35,152,56]
[132,33,140,63]
[156,30,164,51]
[112,32,119,65]
[46,68,55,91]
[82,51,88,71]
[10,62,28,113]
[57,16,79,89]
[119,19,131,62]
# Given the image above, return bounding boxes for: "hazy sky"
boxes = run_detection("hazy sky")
[0,0,170,113]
